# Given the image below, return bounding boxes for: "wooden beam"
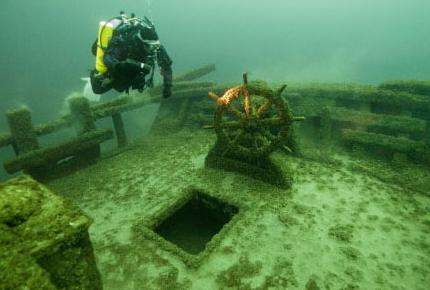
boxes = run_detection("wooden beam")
[0,80,226,151]
[4,129,113,174]
[149,81,215,97]
[174,64,216,82]
[92,96,156,120]
[322,106,426,138]
[341,129,424,154]
[34,116,73,136]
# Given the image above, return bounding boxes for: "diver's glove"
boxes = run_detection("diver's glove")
[115,60,139,75]
[132,73,147,92]
[137,62,152,75]
[162,84,172,99]
[116,59,151,75]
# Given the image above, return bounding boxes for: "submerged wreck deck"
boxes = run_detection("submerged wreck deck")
[1,71,430,289]
[44,128,429,290]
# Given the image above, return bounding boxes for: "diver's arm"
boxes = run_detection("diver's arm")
[157,45,173,98]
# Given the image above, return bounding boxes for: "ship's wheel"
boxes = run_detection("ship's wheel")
[208,73,304,158]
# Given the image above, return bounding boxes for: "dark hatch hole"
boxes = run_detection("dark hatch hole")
[155,191,238,255]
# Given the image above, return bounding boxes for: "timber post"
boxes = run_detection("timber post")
[6,107,39,156]
[425,120,430,147]
[68,96,100,160]
[112,113,127,147]
[319,106,332,146]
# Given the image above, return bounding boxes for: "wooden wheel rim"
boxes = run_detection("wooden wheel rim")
[211,79,294,158]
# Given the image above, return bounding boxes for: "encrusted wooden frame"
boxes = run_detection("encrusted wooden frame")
[133,187,245,268]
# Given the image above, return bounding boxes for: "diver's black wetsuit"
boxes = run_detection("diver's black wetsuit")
[91,32,173,96]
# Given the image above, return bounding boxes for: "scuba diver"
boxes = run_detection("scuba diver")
[90,12,173,98]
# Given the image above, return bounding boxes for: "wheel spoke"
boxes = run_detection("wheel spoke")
[243,89,252,117]
[259,117,282,127]
[257,100,273,118]
[293,116,306,122]
[208,92,219,102]
[276,84,287,96]
[283,145,293,153]
[220,120,242,129]
[226,106,245,120]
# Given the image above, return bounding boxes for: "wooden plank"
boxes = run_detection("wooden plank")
[1,117,73,150]
[92,85,229,121]
[0,82,226,151]
[149,81,215,97]
[92,96,156,120]
[287,84,430,114]
[174,64,216,82]
[325,107,426,137]
[34,116,73,136]
[379,80,430,97]
[3,129,113,174]
[341,129,425,154]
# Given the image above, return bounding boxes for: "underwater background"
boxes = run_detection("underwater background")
[1,1,430,289]
[1,0,430,115]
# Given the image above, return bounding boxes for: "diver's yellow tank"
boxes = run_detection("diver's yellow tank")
[95,19,122,74]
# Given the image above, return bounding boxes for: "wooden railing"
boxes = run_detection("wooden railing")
[0,65,217,176]
[4,67,426,176]
[287,83,430,165]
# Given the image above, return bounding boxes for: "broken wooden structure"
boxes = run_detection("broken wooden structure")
[286,82,430,165]
[0,65,219,178]
[1,63,428,178]
[0,175,102,289]
[144,69,430,167]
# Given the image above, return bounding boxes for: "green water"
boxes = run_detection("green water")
[0,1,429,289]
[1,0,430,107]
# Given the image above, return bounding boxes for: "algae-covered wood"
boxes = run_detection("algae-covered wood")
[379,80,430,97]
[4,129,113,174]
[0,176,102,289]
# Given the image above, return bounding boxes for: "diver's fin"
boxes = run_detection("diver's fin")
[81,77,101,102]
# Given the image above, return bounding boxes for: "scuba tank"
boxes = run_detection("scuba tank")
[94,12,159,78]
[95,17,124,74]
